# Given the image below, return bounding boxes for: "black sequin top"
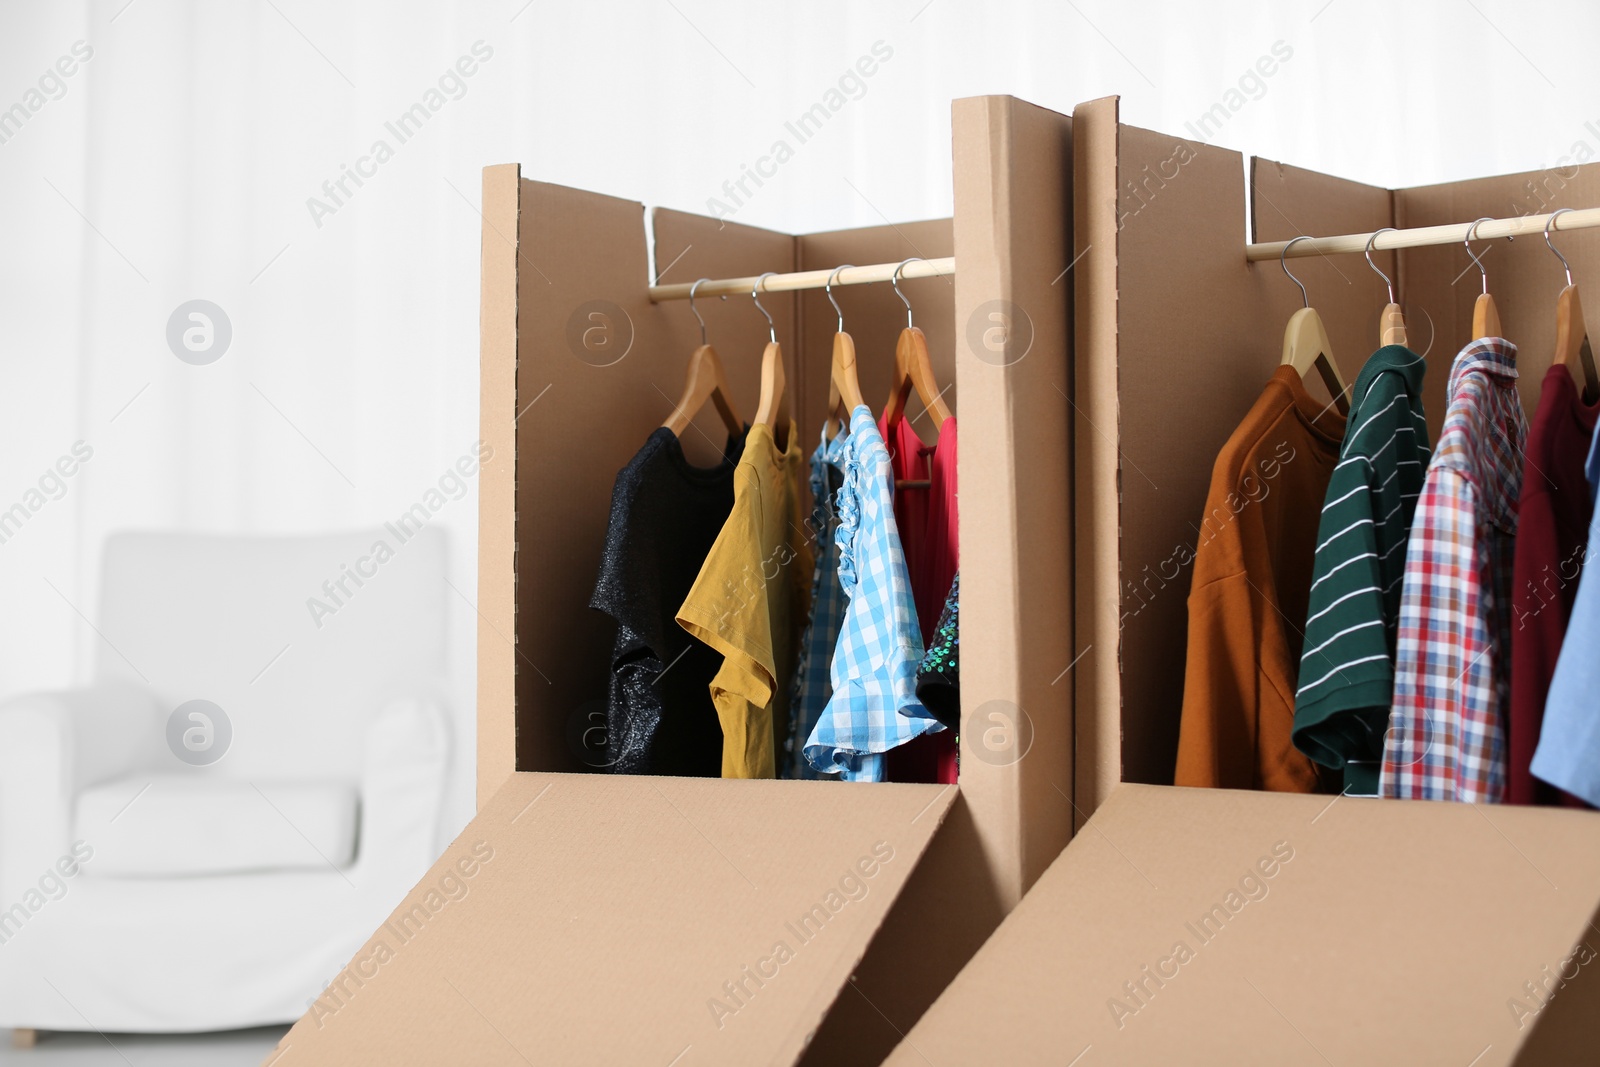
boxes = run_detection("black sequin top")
[589,427,745,775]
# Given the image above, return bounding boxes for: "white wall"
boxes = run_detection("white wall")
[1,0,1595,840]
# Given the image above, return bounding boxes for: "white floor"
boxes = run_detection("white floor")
[0,1027,289,1066]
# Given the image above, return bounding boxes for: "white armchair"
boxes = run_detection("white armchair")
[0,529,452,1036]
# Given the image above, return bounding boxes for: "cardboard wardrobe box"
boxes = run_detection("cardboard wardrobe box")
[266,94,1079,1066]
[884,97,1600,1065]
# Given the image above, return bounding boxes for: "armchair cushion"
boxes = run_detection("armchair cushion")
[0,681,160,902]
[75,776,358,878]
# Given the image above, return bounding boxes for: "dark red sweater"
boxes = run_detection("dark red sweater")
[1509,364,1599,806]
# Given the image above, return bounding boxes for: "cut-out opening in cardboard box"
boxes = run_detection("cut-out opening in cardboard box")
[896,95,1600,1066]
[270,94,1080,1067]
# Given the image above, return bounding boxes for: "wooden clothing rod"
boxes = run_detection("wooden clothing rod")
[1246,206,1600,262]
[649,256,955,301]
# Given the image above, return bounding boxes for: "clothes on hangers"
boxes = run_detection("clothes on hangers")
[1292,345,1429,796]
[1509,365,1600,806]
[784,426,849,780]
[915,571,961,731]
[1529,421,1600,806]
[880,413,959,784]
[1381,338,1527,802]
[591,427,746,776]
[1174,365,1346,792]
[803,405,943,780]
[677,420,811,779]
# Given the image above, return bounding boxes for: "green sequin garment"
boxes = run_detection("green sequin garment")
[915,571,959,730]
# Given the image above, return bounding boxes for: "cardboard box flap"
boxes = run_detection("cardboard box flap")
[887,784,1600,1065]
[270,773,955,1066]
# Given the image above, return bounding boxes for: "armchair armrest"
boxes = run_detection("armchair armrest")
[0,681,158,900]
[354,698,451,881]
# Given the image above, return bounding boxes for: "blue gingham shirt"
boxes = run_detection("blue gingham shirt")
[785,427,848,779]
[804,406,944,780]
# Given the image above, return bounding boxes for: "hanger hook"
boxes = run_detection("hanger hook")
[688,278,711,346]
[1365,228,1398,305]
[752,272,777,344]
[1465,217,1496,297]
[1281,237,1312,308]
[1546,208,1576,288]
[826,264,855,333]
[891,257,923,328]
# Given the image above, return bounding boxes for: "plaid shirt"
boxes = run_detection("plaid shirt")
[803,406,943,780]
[1381,338,1527,802]
[784,427,848,779]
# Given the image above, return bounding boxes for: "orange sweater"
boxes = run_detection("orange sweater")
[1174,366,1345,792]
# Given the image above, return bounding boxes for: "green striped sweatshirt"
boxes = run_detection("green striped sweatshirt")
[1293,345,1429,776]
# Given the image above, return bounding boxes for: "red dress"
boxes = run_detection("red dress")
[878,412,959,783]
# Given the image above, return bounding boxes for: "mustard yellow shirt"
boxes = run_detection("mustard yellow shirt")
[677,422,812,778]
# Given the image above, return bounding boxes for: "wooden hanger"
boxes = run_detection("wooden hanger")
[755,340,787,439]
[1465,217,1503,342]
[1381,304,1408,348]
[750,273,788,449]
[881,259,955,430]
[1555,287,1597,394]
[1472,295,1501,341]
[1280,238,1350,415]
[1366,229,1408,348]
[883,327,955,428]
[663,279,742,437]
[1547,209,1600,399]
[1380,304,1408,348]
[826,266,863,438]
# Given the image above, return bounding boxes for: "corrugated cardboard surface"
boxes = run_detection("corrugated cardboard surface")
[949,94,1076,900]
[798,795,997,1067]
[269,773,954,1066]
[888,784,1600,1066]
[1070,96,1119,822]
[477,163,520,806]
